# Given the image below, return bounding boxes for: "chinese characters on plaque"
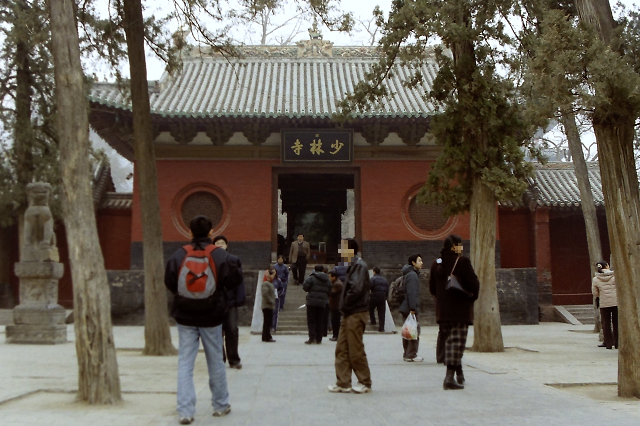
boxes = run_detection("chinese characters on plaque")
[282,129,353,163]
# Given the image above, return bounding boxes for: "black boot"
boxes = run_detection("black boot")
[443,367,464,390]
[455,365,465,385]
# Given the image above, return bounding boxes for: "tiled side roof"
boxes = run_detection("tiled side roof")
[89,47,438,119]
[92,159,115,210]
[532,163,603,208]
[100,192,133,210]
[499,163,604,209]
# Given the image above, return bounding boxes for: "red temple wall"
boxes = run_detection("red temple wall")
[498,208,534,268]
[132,159,475,245]
[358,159,471,241]
[131,160,274,242]
[550,211,611,305]
[97,209,132,270]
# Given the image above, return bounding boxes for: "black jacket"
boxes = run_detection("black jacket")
[369,274,390,303]
[399,264,421,315]
[303,271,332,308]
[225,267,246,308]
[339,257,371,317]
[164,237,244,327]
[429,252,479,325]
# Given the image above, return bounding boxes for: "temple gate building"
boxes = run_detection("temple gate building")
[0,36,611,325]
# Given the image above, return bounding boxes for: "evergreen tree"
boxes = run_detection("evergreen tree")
[339,0,547,352]
[523,0,640,398]
[0,0,60,228]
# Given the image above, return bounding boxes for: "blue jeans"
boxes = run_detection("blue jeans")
[177,324,230,418]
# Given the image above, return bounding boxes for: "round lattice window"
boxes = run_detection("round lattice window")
[407,197,448,232]
[181,191,223,229]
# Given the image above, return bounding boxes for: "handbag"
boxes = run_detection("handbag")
[445,257,473,298]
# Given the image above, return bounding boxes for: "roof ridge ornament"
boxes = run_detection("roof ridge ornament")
[296,19,333,58]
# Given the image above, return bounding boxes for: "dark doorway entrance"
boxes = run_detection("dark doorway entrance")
[277,173,355,264]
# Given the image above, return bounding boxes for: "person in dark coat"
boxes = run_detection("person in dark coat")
[302,265,332,344]
[328,270,344,341]
[399,254,424,362]
[213,235,246,370]
[429,234,479,391]
[328,239,372,394]
[334,262,348,284]
[369,267,389,332]
[273,255,289,310]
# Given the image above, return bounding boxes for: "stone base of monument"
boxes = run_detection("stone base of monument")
[6,323,67,344]
[6,261,67,344]
[12,304,67,325]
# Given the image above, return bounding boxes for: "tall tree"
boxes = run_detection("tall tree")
[48,0,121,403]
[340,0,543,352]
[0,0,60,231]
[519,1,603,327]
[573,0,640,398]
[561,111,603,330]
[121,0,177,356]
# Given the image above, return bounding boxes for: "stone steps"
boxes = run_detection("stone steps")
[275,279,313,333]
[562,305,597,325]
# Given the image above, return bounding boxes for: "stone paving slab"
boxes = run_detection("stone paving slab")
[0,323,638,426]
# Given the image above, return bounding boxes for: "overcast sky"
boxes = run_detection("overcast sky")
[124,0,639,80]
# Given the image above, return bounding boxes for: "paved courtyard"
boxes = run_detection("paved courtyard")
[0,322,638,425]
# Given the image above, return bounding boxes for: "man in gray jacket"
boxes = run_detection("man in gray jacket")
[399,253,423,362]
[289,233,310,285]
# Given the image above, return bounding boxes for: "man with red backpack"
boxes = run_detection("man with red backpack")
[165,215,244,425]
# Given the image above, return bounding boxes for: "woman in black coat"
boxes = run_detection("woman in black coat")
[429,234,479,390]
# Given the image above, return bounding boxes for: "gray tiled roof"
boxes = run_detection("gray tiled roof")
[531,163,603,208]
[500,163,604,209]
[89,46,438,119]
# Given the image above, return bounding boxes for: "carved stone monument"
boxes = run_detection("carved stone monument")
[6,182,67,344]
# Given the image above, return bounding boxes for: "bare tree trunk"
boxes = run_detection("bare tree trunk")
[594,119,640,398]
[48,0,121,403]
[561,111,602,332]
[123,0,176,356]
[574,0,640,398]
[469,177,505,352]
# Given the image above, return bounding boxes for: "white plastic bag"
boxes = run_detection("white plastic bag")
[401,313,418,340]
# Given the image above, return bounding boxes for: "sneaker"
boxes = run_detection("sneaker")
[179,418,194,425]
[403,356,423,362]
[328,384,352,393]
[352,382,372,394]
[213,406,231,417]
[329,337,338,342]
[229,362,242,370]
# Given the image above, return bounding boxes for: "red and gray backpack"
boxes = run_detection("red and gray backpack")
[176,244,218,309]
